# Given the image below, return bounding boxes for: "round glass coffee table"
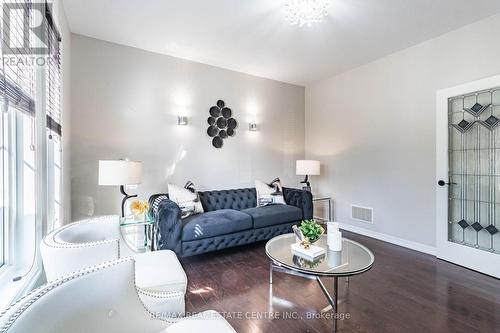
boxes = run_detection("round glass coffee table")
[265,233,374,327]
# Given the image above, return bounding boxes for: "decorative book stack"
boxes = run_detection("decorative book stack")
[291,242,325,261]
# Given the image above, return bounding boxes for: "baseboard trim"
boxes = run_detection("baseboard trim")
[339,223,437,256]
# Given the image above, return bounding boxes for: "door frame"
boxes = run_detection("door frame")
[436,74,500,278]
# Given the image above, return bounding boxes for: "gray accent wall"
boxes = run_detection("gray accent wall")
[70,35,305,219]
[305,13,500,248]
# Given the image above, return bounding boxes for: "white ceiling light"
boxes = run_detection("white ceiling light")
[285,0,331,27]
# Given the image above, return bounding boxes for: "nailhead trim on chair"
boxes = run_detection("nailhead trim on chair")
[42,215,121,258]
[0,258,131,332]
[38,216,184,323]
[137,287,184,300]
[0,257,180,332]
[3,216,123,320]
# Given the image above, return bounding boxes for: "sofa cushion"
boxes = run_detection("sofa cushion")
[198,188,256,211]
[181,209,252,241]
[255,179,285,206]
[167,183,204,217]
[243,204,303,229]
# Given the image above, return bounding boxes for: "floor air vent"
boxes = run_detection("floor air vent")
[351,205,373,224]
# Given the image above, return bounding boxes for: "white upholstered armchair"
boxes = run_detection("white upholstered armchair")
[40,215,187,316]
[0,258,236,333]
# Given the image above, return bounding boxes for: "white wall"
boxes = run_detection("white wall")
[70,35,305,219]
[306,13,500,248]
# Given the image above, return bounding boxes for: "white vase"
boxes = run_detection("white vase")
[327,249,342,267]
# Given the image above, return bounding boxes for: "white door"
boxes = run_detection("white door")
[436,74,500,278]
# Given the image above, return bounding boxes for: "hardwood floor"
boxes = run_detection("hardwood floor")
[181,231,500,333]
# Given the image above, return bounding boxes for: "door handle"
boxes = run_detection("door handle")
[438,180,457,186]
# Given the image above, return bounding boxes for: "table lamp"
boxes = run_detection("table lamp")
[98,159,142,217]
[296,160,320,191]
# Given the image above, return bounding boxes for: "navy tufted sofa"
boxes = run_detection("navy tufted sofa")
[149,187,313,257]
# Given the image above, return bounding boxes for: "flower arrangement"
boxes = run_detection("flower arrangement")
[130,199,149,216]
[299,219,325,244]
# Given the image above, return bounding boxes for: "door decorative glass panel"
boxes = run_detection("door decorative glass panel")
[448,87,500,254]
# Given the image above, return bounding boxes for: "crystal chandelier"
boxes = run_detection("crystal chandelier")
[285,0,331,27]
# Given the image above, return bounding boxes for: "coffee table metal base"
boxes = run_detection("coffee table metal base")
[269,261,349,330]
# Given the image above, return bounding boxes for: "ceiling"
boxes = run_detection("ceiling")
[62,0,500,86]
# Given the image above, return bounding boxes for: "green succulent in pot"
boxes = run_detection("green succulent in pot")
[299,219,325,244]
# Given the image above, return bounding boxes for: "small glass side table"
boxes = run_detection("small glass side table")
[313,196,333,222]
[119,216,157,253]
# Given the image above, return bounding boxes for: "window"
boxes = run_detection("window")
[46,9,62,230]
[0,95,37,272]
[0,0,37,273]
[0,100,8,268]
[0,0,62,305]
[49,136,61,229]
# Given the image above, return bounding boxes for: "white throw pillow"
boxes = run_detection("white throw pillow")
[255,179,285,207]
[168,183,204,218]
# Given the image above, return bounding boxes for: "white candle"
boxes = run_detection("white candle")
[327,222,342,251]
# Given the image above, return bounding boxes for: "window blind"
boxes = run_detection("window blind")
[45,2,61,137]
[0,0,36,116]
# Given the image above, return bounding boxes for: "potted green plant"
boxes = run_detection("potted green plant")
[299,219,325,244]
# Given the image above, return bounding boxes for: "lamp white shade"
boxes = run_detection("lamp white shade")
[98,160,142,186]
[296,160,320,176]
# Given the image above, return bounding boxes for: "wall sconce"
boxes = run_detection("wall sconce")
[249,123,258,131]
[177,116,188,126]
